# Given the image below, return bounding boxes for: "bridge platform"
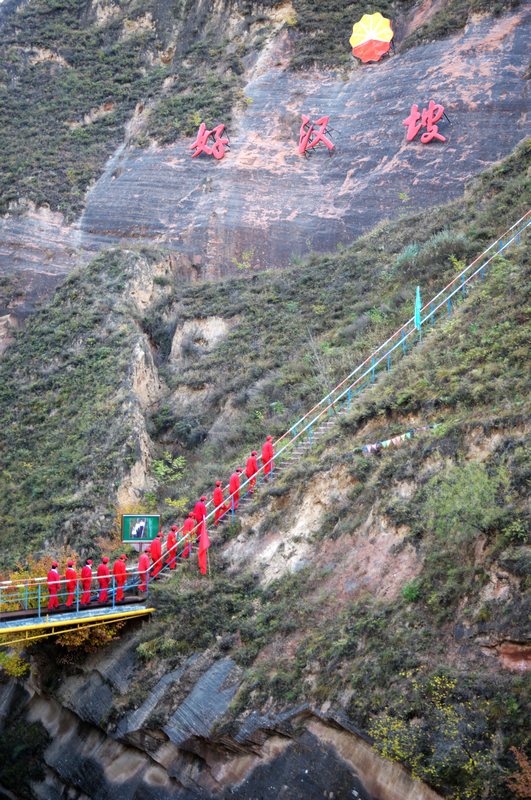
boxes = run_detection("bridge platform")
[0,603,155,646]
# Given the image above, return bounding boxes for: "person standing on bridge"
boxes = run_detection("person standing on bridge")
[150,532,163,579]
[229,467,242,510]
[65,560,77,607]
[97,556,111,603]
[113,554,127,601]
[138,550,150,592]
[166,525,178,570]
[80,559,93,605]
[181,512,195,557]
[245,451,259,493]
[213,481,227,525]
[194,496,208,543]
[47,561,60,610]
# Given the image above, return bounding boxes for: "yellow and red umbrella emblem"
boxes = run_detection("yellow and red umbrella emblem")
[349,12,394,63]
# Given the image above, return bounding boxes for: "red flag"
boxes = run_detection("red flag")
[198,520,210,575]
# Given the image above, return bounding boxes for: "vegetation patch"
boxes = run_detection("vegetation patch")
[0,0,281,217]
[0,248,165,563]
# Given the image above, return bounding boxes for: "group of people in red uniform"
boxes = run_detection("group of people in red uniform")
[46,554,129,610]
[45,436,275,609]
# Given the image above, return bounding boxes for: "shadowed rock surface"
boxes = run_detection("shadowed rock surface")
[0,646,445,800]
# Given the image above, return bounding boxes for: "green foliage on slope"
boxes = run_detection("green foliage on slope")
[402,0,521,51]
[0,249,160,562]
[0,0,280,218]
[141,243,529,799]
[0,0,162,218]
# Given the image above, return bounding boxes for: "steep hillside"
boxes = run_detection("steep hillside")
[0,180,528,799]
[0,140,529,798]
[0,140,528,567]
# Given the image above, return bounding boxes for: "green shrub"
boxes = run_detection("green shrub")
[401,580,421,602]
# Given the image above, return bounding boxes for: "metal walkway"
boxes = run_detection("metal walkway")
[0,604,155,647]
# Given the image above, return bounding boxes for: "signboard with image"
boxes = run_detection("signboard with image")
[121,514,160,543]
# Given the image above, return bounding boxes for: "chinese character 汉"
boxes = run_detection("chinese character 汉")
[190,122,229,159]
[298,114,335,156]
[403,101,446,144]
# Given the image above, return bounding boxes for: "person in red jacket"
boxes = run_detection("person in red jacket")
[65,560,77,607]
[181,512,195,557]
[166,525,178,569]
[150,532,163,578]
[80,559,93,605]
[245,451,259,493]
[229,467,242,510]
[113,554,127,601]
[213,481,227,525]
[97,556,111,603]
[194,496,207,525]
[194,496,208,543]
[138,550,150,592]
[47,561,60,610]
[262,435,274,480]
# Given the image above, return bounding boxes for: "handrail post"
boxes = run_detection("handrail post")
[37,583,41,620]
[499,237,503,252]
[112,575,116,610]
[447,297,452,317]
[430,302,434,324]
[347,388,351,408]
[371,356,375,383]
[24,581,28,611]
[231,495,235,521]
[461,273,466,296]
[401,328,406,354]
[76,577,79,613]
[387,353,391,371]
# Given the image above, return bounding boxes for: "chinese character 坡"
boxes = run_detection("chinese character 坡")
[403,101,446,144]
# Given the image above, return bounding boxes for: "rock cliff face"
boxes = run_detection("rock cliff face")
[0,639,443,800]
[77,10,528,276]
[0,4,528,340]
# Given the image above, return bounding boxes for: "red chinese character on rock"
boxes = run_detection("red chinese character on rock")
[403,101,446,144]
[298,114,335,156]
[190,122,229,159]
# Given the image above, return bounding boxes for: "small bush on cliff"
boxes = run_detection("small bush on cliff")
[424,462,509,544]
[369,670,498,799]
[507,747,531,799]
